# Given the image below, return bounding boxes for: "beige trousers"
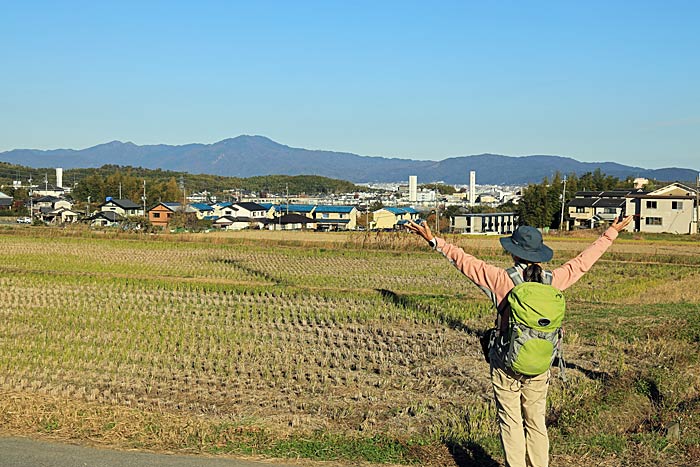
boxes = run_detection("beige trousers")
[491,364,550,467]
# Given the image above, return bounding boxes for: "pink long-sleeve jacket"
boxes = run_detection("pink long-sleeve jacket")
[434,227,620,309]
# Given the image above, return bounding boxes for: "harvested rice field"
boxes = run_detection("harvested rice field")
[1,226,698,466]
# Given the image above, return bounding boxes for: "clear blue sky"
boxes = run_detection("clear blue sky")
[1,0,698,170]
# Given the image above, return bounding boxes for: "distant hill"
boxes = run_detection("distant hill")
[0,135,696,185]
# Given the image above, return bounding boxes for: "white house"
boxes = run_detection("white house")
[231,202,269,220]
[625,182,699,234]
[213,215,265,230]
[86,210,124,227]
[265,213,317,230]
[99,198,144,217]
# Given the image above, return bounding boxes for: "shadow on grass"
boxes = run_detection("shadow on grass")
[446,440,500,467]
[564,360,610,382]
[375,288,484,334]
[375,288,493,364]
[214,258,286,285]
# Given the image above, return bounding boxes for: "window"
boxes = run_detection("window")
[153,212,160,218]
[645,217,662,226]
[646,201,657,209]
[576,207,586,213]
[672,201,683,210]
[603,208,617,214]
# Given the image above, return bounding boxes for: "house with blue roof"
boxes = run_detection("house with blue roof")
[188,203,216,220]
[263,204,358,230]
[272,204,317,216]
[373,206,422,230]
[210,201,270,220]
[211,202,234,217]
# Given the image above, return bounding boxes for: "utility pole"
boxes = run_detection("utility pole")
[28,176,33,219]
[142,180,147,216]
[559,175,567,231]
[434,182,439,233]
[119,182,122,199]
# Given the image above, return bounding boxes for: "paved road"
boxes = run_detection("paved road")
[0,437,328,467]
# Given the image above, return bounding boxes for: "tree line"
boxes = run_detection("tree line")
[515,169,646,229]
[0,163,363,204]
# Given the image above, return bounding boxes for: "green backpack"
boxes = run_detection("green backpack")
[492,267,566,378]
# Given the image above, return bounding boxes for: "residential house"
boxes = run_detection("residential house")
[625,182,699,234]
[41,207,80,224]
[264,213,317,231]
[451,212,518,234]
[188,203,216,220]
[33,196,73,220]
[213,216,265,231]
[259,203,310,220]
[0,192,12,210]
[271,204,316,219]
[205,201,270,229]
[148,202,182,228]
[86,211,124,227]
[312,205,358,231]
[186,191,215,203]
[100,198,144,218]
[373,207,421,230]
[231,202,269,220]
[566,190,634,230]
[32,184,67,198]
[211,202,236,218]
[33,195,71,211]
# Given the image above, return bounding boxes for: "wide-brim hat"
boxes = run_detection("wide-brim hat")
[499,225,553,263]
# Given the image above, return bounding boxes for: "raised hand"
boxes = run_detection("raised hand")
[611,215,633,232]
[405,219,435,244]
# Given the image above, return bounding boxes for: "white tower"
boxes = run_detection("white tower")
[408,175,418,203]
[469,170,476,207]
[56,168,63,189]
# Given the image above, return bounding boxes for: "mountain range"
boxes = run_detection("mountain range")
[0,135,696,185]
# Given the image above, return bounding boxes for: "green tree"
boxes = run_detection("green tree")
[104,170,141,201]
[72,174,106,202]
[160,178,182,203]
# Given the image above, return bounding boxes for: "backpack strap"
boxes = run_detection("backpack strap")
[506,266,524,286]
[508,264,553,285]
[495,266,526,337]
[542,270,553,285]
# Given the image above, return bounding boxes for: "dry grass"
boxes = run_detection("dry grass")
[0,228,698,466]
